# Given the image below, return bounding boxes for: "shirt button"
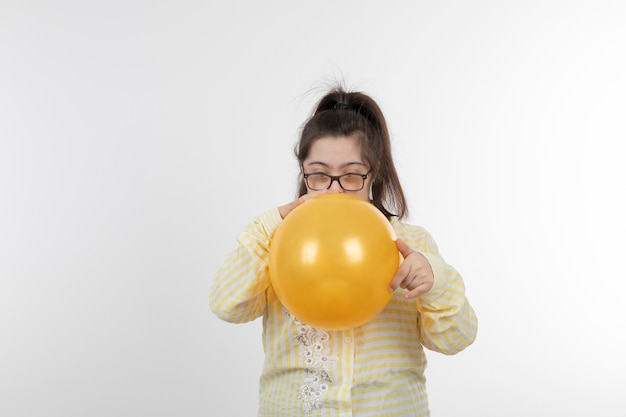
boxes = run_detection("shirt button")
[344,337,352,344]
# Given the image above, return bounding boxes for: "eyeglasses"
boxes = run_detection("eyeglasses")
[303,170,371,191]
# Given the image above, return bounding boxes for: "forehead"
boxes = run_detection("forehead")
[304,136,364,167]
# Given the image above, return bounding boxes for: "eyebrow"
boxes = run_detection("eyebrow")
[305,161,367,169]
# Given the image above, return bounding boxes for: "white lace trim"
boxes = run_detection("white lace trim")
[287,311,337,413]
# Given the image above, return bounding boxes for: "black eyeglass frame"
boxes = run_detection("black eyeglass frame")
[302,170,372,191]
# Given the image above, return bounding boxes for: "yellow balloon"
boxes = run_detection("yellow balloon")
[269,194,398,330]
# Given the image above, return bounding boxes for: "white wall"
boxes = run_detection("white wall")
[1,1,625,416]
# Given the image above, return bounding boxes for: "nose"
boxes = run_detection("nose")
[327,178,344,193]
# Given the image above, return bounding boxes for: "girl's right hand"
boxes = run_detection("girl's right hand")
[278,190,329,219]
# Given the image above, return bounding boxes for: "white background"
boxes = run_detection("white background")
[1,1,625,416]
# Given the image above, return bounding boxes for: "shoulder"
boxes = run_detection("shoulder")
[390,217,430,239]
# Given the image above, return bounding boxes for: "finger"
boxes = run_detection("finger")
[388,261,412,292]
[279,196,307,219]
[403,281,433,299]
[293,196,306,207]
[280,190,331,218]
[389,245,422,291]
[396,238,415,259]
[398,268,427,291]
[404,280,433,299]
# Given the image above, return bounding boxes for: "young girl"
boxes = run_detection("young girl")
[210,87,478,416]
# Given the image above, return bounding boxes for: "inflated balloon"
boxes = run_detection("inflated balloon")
[269,193,398,330]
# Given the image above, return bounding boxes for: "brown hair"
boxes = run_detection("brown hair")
[295,87,408,219]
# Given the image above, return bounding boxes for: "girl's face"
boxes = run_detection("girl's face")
[301,136,372,201]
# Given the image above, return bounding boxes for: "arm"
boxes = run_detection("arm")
[394,224,478,355]
[210,193,323,323]
[209,208,282,323]
[418,248,478,355]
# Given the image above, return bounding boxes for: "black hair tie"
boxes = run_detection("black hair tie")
[333,102,350,110]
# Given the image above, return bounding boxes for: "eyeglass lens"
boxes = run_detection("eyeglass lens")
[306,173,364,191]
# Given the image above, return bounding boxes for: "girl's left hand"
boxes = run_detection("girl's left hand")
[389,238,434,300]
